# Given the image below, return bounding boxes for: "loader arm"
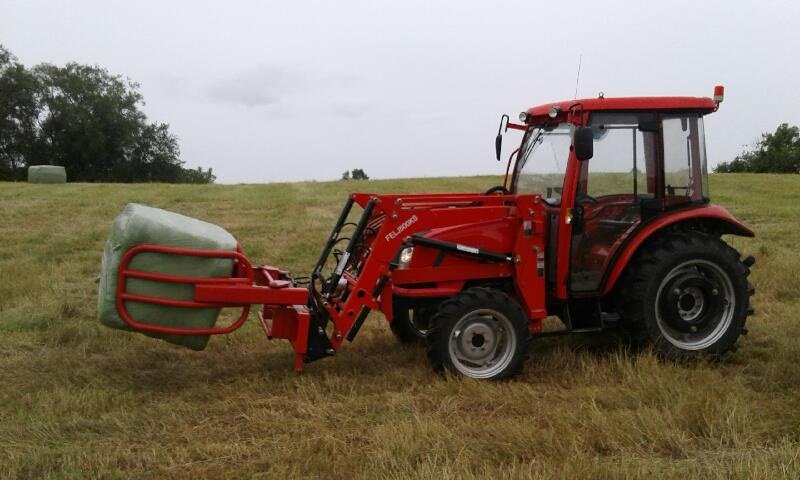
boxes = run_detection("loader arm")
[304,192,549,351]
[312,193,519,349]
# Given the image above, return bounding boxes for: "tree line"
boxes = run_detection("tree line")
[0,45,214,183]
[341,168,369,180]
[715,123,799,174]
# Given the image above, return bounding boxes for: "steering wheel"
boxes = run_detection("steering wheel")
[484,185,510,195]
[575,192,598,205]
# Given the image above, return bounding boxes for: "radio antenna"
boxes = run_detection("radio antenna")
[573,54,582,99]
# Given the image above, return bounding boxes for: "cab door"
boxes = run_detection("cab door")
[568,113,659,293]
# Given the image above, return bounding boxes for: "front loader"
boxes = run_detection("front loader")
[111,86,755,380]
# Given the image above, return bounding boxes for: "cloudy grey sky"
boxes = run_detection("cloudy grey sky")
[1,0,798,183]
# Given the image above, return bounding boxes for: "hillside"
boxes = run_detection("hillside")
[0,174,798,479]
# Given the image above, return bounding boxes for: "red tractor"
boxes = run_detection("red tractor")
[116,86,755,380]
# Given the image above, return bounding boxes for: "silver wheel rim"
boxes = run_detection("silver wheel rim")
[655,259,736,350]
[448,308,517,379]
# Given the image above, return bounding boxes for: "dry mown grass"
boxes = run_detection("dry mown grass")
[0,174,798,479]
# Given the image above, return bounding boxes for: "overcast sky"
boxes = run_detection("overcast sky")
[1,0,798,183]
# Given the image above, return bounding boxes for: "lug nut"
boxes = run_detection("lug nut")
[711,289,719,296]
[690,326,698,333]
[673,288,681,296]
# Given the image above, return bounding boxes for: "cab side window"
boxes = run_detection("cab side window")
[662,114,709,204]
[584,113,659,201]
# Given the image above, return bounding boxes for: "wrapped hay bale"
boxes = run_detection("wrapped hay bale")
[28,165,67,183]
[98,203,237,350]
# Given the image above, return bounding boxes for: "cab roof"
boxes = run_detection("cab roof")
[525,96,718,118]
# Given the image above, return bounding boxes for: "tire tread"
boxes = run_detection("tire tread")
[617,231,753,359]
[426,287,529,379]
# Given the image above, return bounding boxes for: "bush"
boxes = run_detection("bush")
[341,168,369,180]
[716,123,800,174]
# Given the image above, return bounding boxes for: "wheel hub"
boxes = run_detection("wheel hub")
[660,272,722,332]
[448,309,516,378]
[677,286,705,322]
[655,260,736,351]
[454,322,497,361]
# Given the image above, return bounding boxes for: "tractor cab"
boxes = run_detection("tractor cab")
[502,91,725,297]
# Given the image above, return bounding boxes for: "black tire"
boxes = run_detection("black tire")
[618,231,753,359]
[427,287,529,380]
[390,305,433,343]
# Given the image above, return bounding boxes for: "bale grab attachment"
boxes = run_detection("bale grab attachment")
[115,192,541,372]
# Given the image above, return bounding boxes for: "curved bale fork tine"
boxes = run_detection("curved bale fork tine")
[116,244,311,372]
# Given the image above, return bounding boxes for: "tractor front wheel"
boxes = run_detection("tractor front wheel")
[427,287,529,380]
[619,232,753,359]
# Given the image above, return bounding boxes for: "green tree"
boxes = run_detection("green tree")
[32,62,146,181]
[0,44,214,183]
[716,123,800,174]
[126,122,183,182]
[0,46,39,180]
[180,166,217,184]
[351,168,369,180]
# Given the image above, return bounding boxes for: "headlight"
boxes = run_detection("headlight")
[398,247,414,268]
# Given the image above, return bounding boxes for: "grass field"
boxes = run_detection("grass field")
[0,174,799,479]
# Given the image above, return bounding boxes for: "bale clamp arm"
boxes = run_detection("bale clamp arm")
[116,244,256,335]
[116,245,312,370]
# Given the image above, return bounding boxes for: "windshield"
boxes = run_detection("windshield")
[513,123,572,204]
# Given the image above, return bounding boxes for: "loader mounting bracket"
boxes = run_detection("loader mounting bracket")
[304,310,335,362]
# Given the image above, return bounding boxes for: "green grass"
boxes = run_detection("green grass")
[0,174,799,479]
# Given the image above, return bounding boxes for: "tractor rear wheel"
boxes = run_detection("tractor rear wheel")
[427,287,529,380]
[390,304,433,343]
[618,232,753,359]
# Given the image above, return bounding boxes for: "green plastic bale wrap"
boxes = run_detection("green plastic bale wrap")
[28,165,67,183]
[97,203,238,350]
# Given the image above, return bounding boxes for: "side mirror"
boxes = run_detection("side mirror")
[574,127,594,161]
[495,114,509,161]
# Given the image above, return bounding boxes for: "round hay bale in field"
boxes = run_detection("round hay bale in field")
[27,165,67,183]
